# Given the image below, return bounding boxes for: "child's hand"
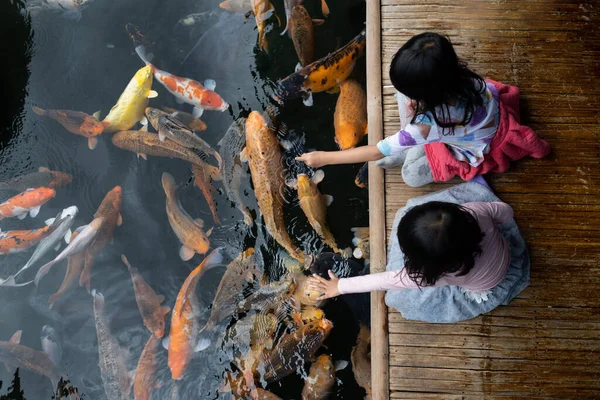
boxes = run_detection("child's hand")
[295,151,327,168]
[307,270,340,300]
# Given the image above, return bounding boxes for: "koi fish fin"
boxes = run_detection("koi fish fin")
[295,62,302,72]
[88,137,98,150]
[194,328,212,352]
[321,0,330,17]
[326,86,340,94]
[312,19,325,26]
[45,217,55,226]
[54,243,61,251]
[312,169,325,184]
[64,229,72,244]
[239,148,249,163]
[32,106,46,116]
[285,177,298,189]
[29,206,41,218]
[39,167,50,172]
[179,245,195,261]
[9,330,22,344]
[194,218,204,229]
[140,124,148,132]
[324,195,334,206]
[0,276,33,287]
[302,92,313,107]
[134,45,152,65]
[62,9,81,22]
[116,213,122,226]
[335,360,348,371]
[162,336,169,350]
[192,107,204,118]
[148,90,158,99]
[206,227,213,237]
[161,306,171,315]
[18,212,28,220]
[92,110,101,120]
[203,79,216,91]
[158,131,166,141]
[137,153,148,161]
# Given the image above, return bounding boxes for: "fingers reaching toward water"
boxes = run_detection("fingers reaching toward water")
[307,270,340,300]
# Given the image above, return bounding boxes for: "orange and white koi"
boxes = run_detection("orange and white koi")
[0,187,55,220]
[251,0,280,54]
[126,24,229,119]
[32,106,107,150]
[0,224,58,255]
[167,248,224,380]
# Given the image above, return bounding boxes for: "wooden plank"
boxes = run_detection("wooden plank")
[367,0,389,399]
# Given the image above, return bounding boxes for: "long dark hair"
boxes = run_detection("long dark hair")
[389,32,486,133]
[397,201,484,287]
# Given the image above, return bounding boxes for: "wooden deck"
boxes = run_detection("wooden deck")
[367,1,600,399]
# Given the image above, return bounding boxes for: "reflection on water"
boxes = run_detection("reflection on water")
[0,0,368,398]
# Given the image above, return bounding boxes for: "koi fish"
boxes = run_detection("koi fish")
[219,0,252,14]
[282,0,329,35]
[145,107,222,168]
[102,65,157,133]
[243,111,305,262]
[300,305,325,323]
[251,0,280,53]
[26,0,91,21]
[278,29,366,106]
[292,171,339,252]
[32,106,106,150]
[121,255,170,338]
[0,187,55,220]
[112,129,220,171]
[351,325,371,399]
[92,291,131,400]
[256,389,282,400]
[218,118,253,226]
[301,354,335,400]
[0,340,63,391]
[0,167,72,192]
[167,248,224,380]
[293,273,324,307]
[162,107,207,131]
[161,172,212,261]
[79,186,122,291]
[40,325,62,367]
[355,162,368,188]
[134,335,161,400]
[48,231,84,308]
[192,164,221,225]
[34,217,103,285]
[289,6,324,68]
[334,78,367,149]
[126,24,228,118]
[0,223,58,256]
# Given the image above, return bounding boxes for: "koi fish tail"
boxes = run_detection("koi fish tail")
[32,106,47,116]
[194,325,216,352]
[258,33,268,54]
[79,253,94,292]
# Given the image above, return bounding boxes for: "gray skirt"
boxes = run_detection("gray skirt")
[384,182,530,323]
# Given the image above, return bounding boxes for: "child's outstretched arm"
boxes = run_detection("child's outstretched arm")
[295,145,384,168]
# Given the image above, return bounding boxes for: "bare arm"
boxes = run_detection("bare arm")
[295,145,384,168]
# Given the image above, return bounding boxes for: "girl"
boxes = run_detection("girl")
[296,32,550,187]
[307,194,530,322]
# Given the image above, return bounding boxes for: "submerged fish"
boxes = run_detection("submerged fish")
[282,0,329,35]
[40,325,62,367]
[34,217,104,286]
[334,79,367,149]
[102,65,157,133]
[192,164,221,225]
[26,0,91,21]
[9,206,78,283]
[0,187,55,220]
[289,6,324,68]
[32,107,106,150]
[244,111,305,262]
[145,107,222,168]
[126,24,228,118]
[0,339,63,390]
[162,107,207,132]
[256,389,282,400]
[294,171,339,252]
[0,223,58,257]
[278,29,366,106]
[134,335,161,400]
[251,0,280,53]
[48,231,84,307]
[218,118,253,226]
[355,162,368,188]
[161,172,212,261]
[0,167,72,193]
[351,325,371,399]
[301,354,335,400]
[300,305,325,323]
[92,291,131,400]
[196,248,259,350]
[293,273,323,307]
[121,255,170,338]
[167,248,224,380]
[219,0,252,14]
[80,186,122,291]
[112,129,219,169]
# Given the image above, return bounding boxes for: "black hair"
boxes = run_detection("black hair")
[389,32,486,134]
[397,201,484,287]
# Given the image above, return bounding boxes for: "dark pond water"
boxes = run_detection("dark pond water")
[0,0,369,398]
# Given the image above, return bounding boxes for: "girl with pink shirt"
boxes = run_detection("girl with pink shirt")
[308,183,530,322]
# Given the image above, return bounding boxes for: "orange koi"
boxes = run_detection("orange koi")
[133,335,161,400]
[251,0,280,54]
[32,106,107,150]
[192,164,221,225]
[121,255,170,338]
[334,78,367,149]
[167,248,224,380]
[48,231,84,308]
[0,225,57,255]
[0,187,55,220]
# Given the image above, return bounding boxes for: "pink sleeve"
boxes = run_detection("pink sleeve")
[463,201,514,224]
[337,270,421,294]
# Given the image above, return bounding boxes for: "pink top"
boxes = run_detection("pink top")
[338,202,514,294]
